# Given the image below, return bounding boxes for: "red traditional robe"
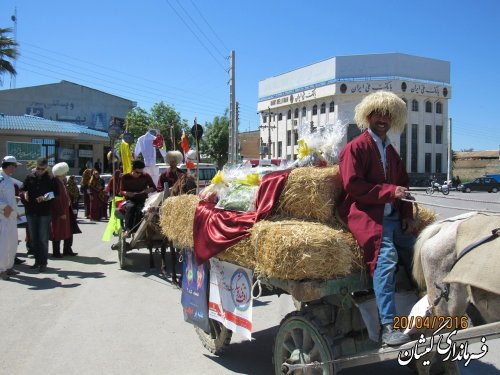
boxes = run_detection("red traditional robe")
[50,178,72,241]
[338,130,413,276]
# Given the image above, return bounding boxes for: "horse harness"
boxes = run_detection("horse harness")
[432,227,500,309]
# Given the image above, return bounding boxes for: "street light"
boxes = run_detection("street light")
[259,107,276,159]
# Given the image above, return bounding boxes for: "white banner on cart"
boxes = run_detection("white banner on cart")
[209,258,253,340]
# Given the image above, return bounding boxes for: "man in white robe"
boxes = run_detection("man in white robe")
[0,156,21,280]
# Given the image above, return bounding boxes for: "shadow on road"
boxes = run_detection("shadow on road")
[204,325,277,375]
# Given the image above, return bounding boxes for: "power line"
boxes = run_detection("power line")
[175,0,227,61]
[165,0,227,72]
[188,0,230,53]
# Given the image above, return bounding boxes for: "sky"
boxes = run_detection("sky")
[1,0,499,151]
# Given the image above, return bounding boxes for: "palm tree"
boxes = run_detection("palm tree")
[0,27,18,86]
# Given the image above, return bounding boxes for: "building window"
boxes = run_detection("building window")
[278,113,282,121]
[302,107,306,116]
[425,153,432,173]
[436,153,442,173]
[347,124,361,142]
[412,100,419,112]
[312,105,318,115]
[277,141,282,158]
[287,130,291,146]
[411,124,418,173]
[329,101,335,112]
[263,114,267,123]
[294,130,298,145]
[436,102,442,114]
[32,138,57,166]
[400,128,407,165]
[294,108,299,118]
[425,101,432,113]
[425,125,432,143]
[287,110,291,120]
[436,125,443,144]
[320,103,326,114]
[77,144,93,170]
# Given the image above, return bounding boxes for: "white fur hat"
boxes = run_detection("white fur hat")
[52,162,69,177]
[354,91,407,132]
[165,150,183,164]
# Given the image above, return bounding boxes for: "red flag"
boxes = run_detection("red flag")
[181,131,190,154]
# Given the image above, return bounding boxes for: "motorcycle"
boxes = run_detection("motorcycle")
[425,179,450,195]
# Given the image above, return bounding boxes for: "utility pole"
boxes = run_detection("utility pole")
[447,117,452,182]
[258,108,275,159]
[228,50,237,163]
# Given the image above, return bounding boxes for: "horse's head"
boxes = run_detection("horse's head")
[169,173,197,196]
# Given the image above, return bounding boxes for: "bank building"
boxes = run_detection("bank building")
[257,52,451,183]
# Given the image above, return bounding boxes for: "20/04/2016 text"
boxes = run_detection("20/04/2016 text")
[393,315,469,330]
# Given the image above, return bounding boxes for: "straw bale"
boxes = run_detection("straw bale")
[276,166,342,224]
[251,218,363,280]
[216,236,256,270]
[159,195,199,248]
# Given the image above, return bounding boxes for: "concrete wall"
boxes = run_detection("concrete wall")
[454,159,500,181]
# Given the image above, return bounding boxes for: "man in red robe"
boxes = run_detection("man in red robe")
[338,91,416,346]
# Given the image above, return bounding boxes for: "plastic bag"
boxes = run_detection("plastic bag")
[215,183,259,212]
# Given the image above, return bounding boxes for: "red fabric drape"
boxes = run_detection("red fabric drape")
[193,169,291,264]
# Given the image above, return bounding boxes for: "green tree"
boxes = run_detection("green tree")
[200,111,229,168]
[125,106,151,142]
[0,27,18,86]
[149,101,190,151]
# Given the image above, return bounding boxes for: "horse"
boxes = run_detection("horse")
[143,173,197,285]
[411,211,500,374]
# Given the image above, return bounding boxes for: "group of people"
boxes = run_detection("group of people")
[80,168,108,221]
[1,157,80,279]
[1,91,423,346]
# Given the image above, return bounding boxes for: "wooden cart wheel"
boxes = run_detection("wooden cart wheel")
[118,231,128,269]
[195,318,232,355]
[273,310,335,375]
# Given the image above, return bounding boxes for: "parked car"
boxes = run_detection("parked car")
[156,162,217,192]
[457,177,500,193]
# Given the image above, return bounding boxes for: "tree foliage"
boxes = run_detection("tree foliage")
[0,27,18,86]
[200,111,229,168]
[124,102,192,158]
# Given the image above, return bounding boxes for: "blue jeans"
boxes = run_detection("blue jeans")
[373,212,416,325]
[27,215,51,266]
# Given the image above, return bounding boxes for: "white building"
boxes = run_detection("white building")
[257,53,451,181]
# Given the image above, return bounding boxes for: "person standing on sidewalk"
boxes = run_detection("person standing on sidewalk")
[21,157,59,273]
[0,156,22,280]
[50,162,79,258]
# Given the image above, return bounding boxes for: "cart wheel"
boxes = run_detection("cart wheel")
[118,231,128,269]
[195,318,232,355]
[442,186,450,195]
[273,310,335,375]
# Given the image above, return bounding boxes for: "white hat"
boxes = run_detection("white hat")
[52,162,69,177]
[2,155,22,165]
[354,91,407,132]
[165,150,183,164]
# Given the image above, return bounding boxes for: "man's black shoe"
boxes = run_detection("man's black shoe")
[381,324,411,346]
[29,263,40,269]
[14,257,25,264]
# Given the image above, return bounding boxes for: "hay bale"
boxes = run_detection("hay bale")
[276,166,342,224]
[251,218,363,280]
[159,195,199,248]
[216,236,256,270]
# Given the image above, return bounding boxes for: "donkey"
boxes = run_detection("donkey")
[411,211,500,374]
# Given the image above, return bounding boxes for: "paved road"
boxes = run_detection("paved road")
[1,191,499,374]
